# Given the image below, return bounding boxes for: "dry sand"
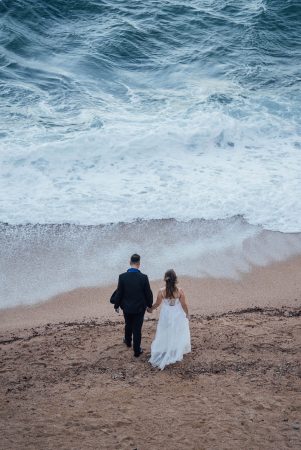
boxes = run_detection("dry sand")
[0,256,301,449]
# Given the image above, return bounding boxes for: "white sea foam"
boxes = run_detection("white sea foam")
[0,85,300,232]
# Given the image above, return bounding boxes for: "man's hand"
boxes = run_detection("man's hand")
[115,307,120,314]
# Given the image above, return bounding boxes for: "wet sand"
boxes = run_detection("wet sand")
[1,255,301,333]
[0,257,301,449]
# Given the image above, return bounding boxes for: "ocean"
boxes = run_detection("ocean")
[1,0,301,307]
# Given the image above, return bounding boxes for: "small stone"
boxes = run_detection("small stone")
[292,422,300,430]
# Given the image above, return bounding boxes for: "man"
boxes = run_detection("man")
[114,254,153,357]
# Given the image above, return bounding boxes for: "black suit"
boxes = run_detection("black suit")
[114,269,153,355]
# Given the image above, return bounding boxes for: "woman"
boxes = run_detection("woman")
[148,269,191,370]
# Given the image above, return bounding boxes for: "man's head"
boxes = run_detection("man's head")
[130,253,140,268]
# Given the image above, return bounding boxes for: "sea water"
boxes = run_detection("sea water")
[0,0,301,306]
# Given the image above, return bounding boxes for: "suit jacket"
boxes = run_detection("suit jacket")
[114,270,153,314]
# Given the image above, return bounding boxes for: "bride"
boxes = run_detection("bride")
[148,269,191,370]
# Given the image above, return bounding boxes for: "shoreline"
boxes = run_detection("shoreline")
[2,218,301,310]
[1,254,301,334]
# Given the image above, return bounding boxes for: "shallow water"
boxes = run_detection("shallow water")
[1,217,301,307]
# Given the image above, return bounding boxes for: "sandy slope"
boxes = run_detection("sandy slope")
[0,307,300,450]
[1,256,301,449]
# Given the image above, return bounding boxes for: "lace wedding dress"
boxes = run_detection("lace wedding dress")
[149,295,191,370]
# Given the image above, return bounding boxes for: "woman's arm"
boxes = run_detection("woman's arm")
[179,288,189,317]
[149,289,164,312]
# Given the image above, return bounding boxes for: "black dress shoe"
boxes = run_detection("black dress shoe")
[134,349,143,357]
[123,338,131,348]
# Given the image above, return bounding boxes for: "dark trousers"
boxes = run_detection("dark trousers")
[123,311,145,354]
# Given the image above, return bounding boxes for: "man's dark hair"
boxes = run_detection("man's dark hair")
[130,253,140,264]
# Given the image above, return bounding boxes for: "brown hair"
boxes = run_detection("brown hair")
[164,269,178,299]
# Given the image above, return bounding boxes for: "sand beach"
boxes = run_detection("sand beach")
[1,256,300,449]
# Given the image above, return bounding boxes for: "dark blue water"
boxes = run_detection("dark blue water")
[0,0,300,229]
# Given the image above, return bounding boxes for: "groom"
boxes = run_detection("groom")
[114,254,153,357]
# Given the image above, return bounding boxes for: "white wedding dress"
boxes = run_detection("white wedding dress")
[149,293,191,370]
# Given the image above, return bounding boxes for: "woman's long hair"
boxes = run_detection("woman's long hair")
[164,269,178,298]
